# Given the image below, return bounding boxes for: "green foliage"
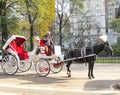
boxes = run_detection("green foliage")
[17,0,55,37]
[7,15,20,34]
[112,38,120,56]
[0,0,7,2]
[34,0,55,37]
[108,16,120,57]
[70,0,84,9]
[0,0,22,36]
[110,17,120,32]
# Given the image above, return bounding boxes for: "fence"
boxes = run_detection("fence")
[96,56,120,63]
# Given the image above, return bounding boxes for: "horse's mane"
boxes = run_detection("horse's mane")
[94,34,107,45]
[94,38,105,45]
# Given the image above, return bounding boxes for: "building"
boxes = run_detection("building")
[54,0,118,48]
[70,0,117,45]
[115,0,120,18]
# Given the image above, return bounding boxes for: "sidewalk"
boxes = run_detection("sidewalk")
[0,82,120,95]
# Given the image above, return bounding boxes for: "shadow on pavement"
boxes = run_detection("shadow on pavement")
[0,72,69,84]
[84,79,120,91]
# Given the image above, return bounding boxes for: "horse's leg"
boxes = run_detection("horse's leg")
[66,61,72,77]
[88,61,95,79]
[91,61,95,78]
[88,62,92,79]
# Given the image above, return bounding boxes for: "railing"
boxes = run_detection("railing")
[96,56,120,63]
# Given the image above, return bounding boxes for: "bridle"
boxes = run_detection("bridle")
[103,41,113,56]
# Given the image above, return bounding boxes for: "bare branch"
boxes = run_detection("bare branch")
[6,1,18,9]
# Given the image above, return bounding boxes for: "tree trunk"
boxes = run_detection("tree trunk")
[1,16,8,46]
[30,24,34,51]
[59,18,63,47]
[59,29,62,47]
[0,1,8,47]
[25,0,36,51]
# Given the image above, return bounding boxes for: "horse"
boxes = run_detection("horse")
[64,34,113,79]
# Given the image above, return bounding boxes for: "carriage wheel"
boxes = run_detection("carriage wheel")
[50,57,63,74]
[18,62,32,72]
[35,59,50,77]
[1,54,18,75]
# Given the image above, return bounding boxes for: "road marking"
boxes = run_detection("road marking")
[0,83,119,94]
[0,92,19,95]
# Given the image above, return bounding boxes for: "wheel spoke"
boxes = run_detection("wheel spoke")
[35,59,50,77]
[1,54,18,75]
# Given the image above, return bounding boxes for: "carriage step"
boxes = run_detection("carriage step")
[53,62,63,68]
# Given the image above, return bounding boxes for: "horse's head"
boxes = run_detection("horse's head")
[99,34,113,56]
[104,41,113,56]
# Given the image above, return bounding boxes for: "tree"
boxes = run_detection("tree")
[23,0,39,50]
[0,0,55,50]
[55,0,83,46]
[0,0,8,46]
[34,0,55,37]
[109,17,120,56]
[18,0,55,50]
[0,0,19,47]
[110,17,120,32]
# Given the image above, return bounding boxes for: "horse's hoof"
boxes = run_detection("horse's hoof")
[92,76,95,78]
[89,76,95,79]
[88,75,92,79]
[88,75,91,79]
[68,75,71,77]
[89,77,92,79]
[91,75,95,78]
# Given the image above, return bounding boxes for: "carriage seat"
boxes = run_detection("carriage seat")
[9,41,29,60]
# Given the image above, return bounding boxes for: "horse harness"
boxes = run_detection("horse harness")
[65,46,95,64]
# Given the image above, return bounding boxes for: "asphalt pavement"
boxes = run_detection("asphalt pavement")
[0,63,120,95]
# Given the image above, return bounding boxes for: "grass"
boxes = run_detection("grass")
[96,57,120,63]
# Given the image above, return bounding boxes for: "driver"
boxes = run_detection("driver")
[42,31,54,56]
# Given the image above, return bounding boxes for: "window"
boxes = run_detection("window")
[96,12,101,16]
[108,1,112,5]
[108,15,112,18]
[96,18,101,22]
[96,6,100,10]
[95,0,100,5]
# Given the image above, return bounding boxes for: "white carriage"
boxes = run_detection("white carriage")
[1,35,63,77]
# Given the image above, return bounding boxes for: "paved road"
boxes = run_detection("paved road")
[0,63,120,95]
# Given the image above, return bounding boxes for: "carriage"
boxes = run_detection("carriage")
[1,35,63,77]
[1,34,113,79]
